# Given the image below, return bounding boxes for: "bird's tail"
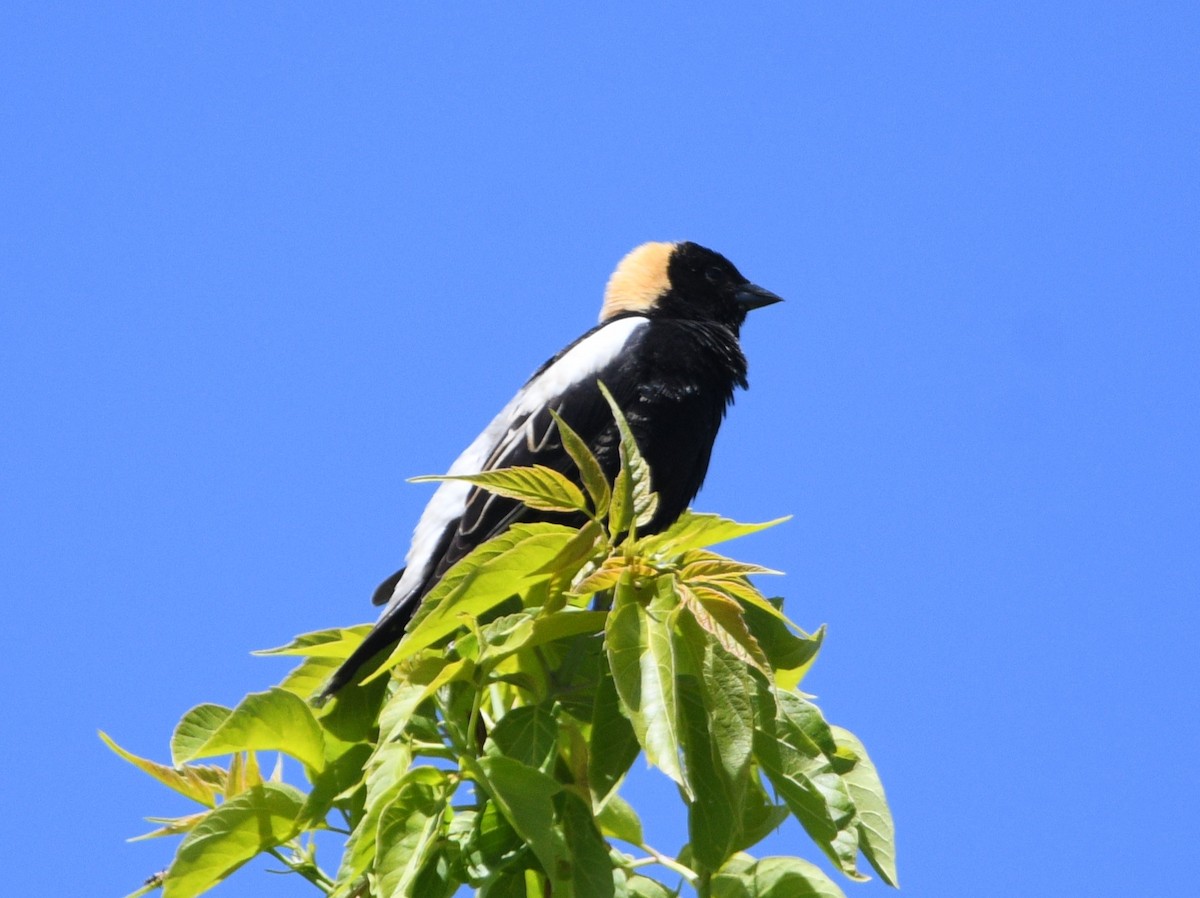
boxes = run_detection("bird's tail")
[316,592,419,703]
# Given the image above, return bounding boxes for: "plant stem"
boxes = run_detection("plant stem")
[268,847,333,894]
[634,843,698,886]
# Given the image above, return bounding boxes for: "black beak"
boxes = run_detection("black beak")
[735,282,785,311]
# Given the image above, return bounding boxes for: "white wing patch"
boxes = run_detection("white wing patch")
[383,315,649,613]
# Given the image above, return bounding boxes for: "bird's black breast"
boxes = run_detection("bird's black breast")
[607,318,748,529]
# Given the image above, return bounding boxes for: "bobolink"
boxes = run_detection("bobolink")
[323,241,782,697]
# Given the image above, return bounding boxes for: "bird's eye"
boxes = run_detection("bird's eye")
[704,266,724,284]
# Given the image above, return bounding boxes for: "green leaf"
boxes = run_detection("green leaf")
[375,767,452,898]
[161,783,305,898]
[468,799,525,881]
[480,871,537,898]
[738,601,824,691]
[171,704,232,767]
[753,687,862,880]
[679,551,782,580]
[831,726,899,887]
[479,609,607,667]
[386,524,578,668]
[571,556,639,597]
[711,855,847,898]
[606,574,687,795]
[639,512,790,556]
[775,692,840,763]
[588,668,641,807]
[333,741,415,897]
[598,382,658,533]
[595,792,643,845]
[121,875,166,898]
[674,605,760,870]
[171,688,326,772]
[551,409,612,516]
[487,704,558,772]
[376,656,468,744]
[535,518,605,578]
[472,756,566,885]
[317,666,390,744]
[679,582,770,676]
[100,731,223,808]
[299,741,372,828]
[620,874,675,898]
[694,577,796,628]
[677,674,744,871]
[734,773,790,854]
[411,848,460,898]
[129,811,209,841]
[411,464,588,514]
[561,790,617,898]
[274,655,340,699]
[608,460,634,537]
[254,624,374,659]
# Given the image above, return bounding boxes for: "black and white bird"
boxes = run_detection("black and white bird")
[322,241,782,697]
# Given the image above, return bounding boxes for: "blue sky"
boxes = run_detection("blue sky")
[2,4,1197,896]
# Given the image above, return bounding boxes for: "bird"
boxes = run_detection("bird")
[321,241,782,698]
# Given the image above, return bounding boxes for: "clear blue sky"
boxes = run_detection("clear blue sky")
[3,4,1197,897]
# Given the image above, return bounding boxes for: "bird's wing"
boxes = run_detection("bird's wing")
[382,314,650,613]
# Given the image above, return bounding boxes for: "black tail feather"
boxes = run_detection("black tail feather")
[317,594,418,703]
[371,567,405,606]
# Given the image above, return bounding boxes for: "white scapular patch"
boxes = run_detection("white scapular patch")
[382,315,649,612]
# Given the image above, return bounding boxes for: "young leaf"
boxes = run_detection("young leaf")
[254,625,374,659]
[129,812,209,842]
[551,408,611,515]
[171,704,232,767]
[161,783,305,898]
[386,524,578,668]
[274,655,340,699]
[679,551,782,580]
[171,688,326,772]
[535,518,605,577]
[831,726,899,887]
[377,657,472,745]
[639,512,791,556]
[571,556,637,597]
[697,578,800,631]
[100,731,223,808]
[597,382,658,533]
[411,465,588,514]
[678,582,770,677]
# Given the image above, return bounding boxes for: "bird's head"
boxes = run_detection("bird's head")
[600,241,783,330]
